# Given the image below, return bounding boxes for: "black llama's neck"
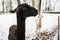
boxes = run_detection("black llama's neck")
[17,15,25,40]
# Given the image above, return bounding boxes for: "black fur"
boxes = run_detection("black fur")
[8,25,17,40]
[9,3,38,40]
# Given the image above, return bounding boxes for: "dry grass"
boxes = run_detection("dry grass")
[32,27,58,40]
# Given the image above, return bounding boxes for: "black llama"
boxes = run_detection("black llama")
[9,4,38,40]
[8,25,17,40]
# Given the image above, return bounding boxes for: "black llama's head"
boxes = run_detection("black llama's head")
[10,4,38,18]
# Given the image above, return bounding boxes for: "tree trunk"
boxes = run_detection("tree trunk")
[23,0,26,3]
[58,16,60,40]
[38,0,42,28]
[6,0,12,12]
[2,0,4,13]
[38,0,41,14]
[32,0,35,7]
[9,0,12,11]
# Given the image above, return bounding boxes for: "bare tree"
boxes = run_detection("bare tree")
[23,0,26,3]
[32,0,35,7]
[35,0,42,33]
[2,0,4,13]
[9,0,12,11]
[38,0,41,14]
[5,0,12,12]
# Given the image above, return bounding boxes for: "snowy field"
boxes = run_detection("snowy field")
[26,13,60,40]
[0,13,17,40]
[0,13,59,40]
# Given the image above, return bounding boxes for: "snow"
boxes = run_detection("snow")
[0,13,17,40]
[0,13,59,40]
[0,12,59,40]
[26,13,59,40]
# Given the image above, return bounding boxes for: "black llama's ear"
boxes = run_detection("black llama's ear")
[9,8,17,13]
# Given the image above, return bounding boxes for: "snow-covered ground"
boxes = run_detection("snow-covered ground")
[0,13,17,40]
[0,13,59,40]
[26,13,60,40]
